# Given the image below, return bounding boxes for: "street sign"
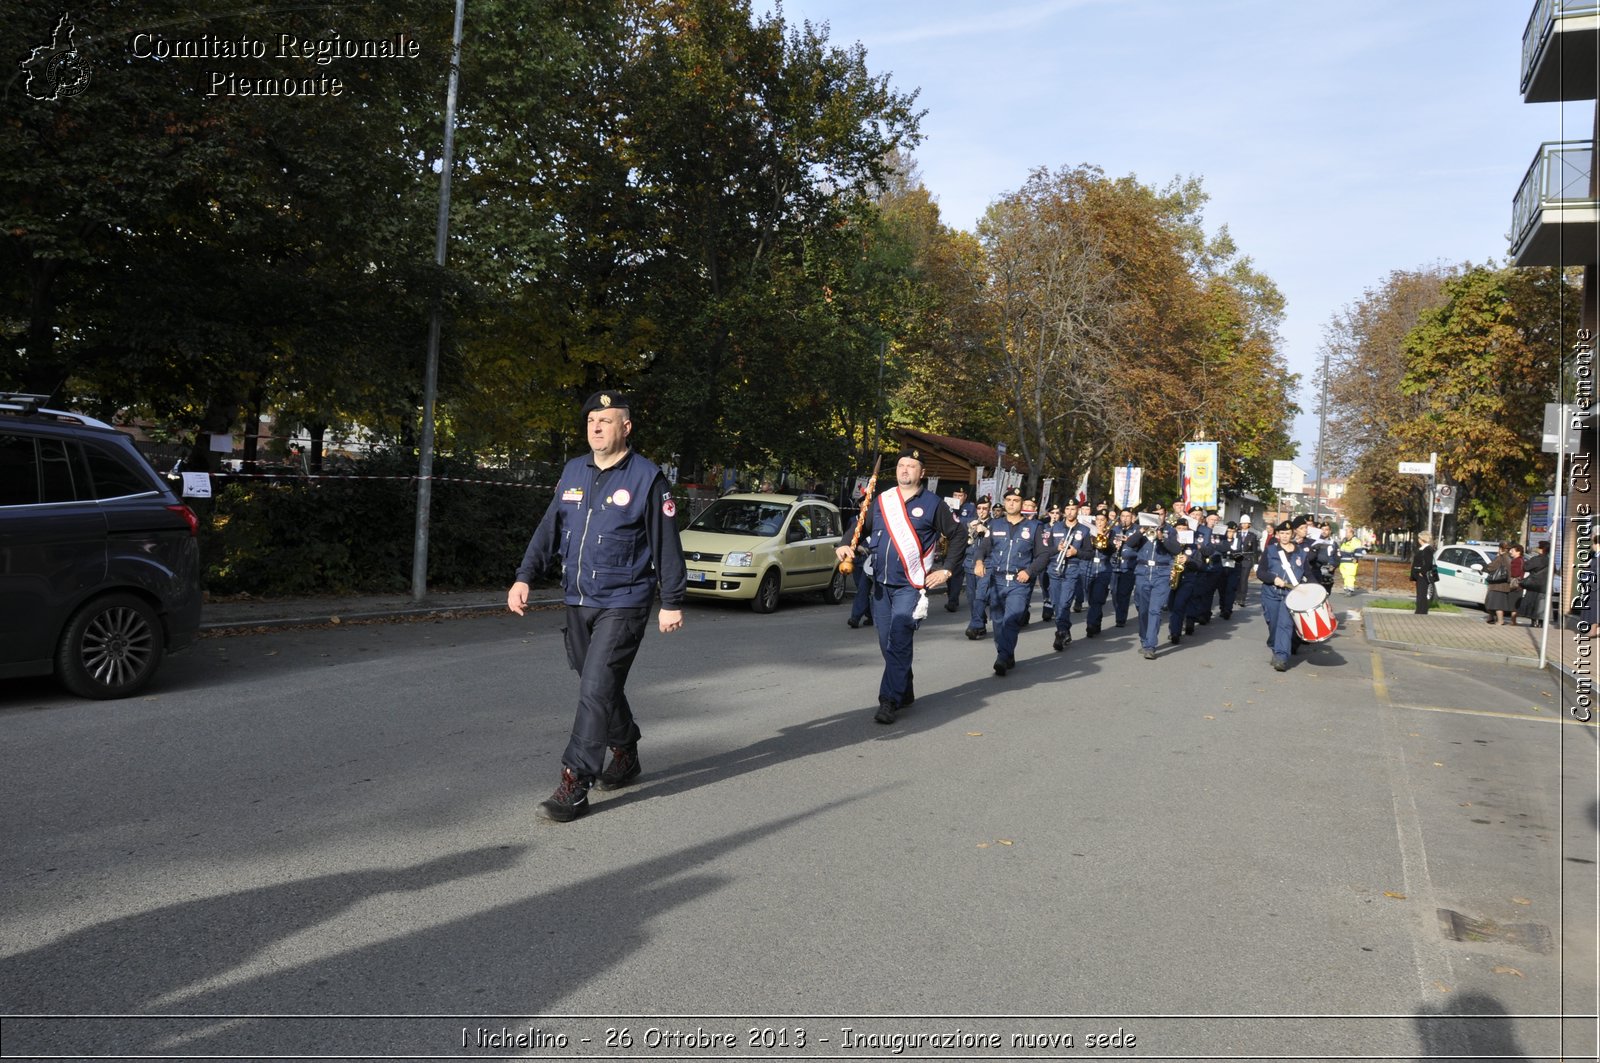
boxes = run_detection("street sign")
[1271,460,1295,490]
[1398,461,1435,475]
[1543,403,1582,454]
[1432,484,1457,514]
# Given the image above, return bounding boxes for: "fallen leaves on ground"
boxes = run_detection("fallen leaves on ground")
[1383,891,1407,900]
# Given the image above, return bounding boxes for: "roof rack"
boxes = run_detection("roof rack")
[0,393,116,431]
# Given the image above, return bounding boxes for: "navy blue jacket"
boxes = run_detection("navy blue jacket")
[854,486,968,587]
[975,516,1050,579]
[516,450,687,609]
[1126,521,1183,568]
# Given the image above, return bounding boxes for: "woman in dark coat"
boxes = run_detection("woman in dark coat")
[1410,531,1437,615]
[1519,541,1550,627]
[1483,543,1516,625]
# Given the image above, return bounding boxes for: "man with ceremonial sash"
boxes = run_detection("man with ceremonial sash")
[834,448,967,724]
[1257,519,1308,672]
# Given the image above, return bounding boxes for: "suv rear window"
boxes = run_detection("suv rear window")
[82,443,157,499]
[0,433,36,505]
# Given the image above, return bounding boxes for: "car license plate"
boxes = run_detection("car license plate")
[687,571,707,583]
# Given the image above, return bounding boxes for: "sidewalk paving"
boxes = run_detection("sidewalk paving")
[198,587,534,631]
[1364,605,1585,675]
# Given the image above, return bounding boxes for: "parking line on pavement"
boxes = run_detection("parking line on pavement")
[1384,701,1595,727]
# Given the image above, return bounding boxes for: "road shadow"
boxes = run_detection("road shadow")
[1,793,873,1056]
[1413,992,1529,1062]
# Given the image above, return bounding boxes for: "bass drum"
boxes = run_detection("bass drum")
[1285,582,1338,643]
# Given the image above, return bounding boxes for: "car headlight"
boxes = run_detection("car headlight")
[725,551,754,568]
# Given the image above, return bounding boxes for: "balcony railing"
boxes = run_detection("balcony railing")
[1510,140,1596,260]
[1522,0,1600,96]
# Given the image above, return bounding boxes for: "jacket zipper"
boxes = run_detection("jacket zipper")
[574,467,598,606]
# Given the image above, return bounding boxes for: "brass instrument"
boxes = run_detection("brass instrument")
[1093,528,1110,551]
[838,454,883,576]
[1170,534,1189,589]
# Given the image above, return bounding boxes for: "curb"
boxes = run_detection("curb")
[199,596,563,633]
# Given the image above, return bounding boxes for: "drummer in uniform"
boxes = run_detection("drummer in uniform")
[1257,519,1308,672]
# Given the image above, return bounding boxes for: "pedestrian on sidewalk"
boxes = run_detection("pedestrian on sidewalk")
[507,391,686,822]
[1484,543,1516,626]
[1520,541,1550,627]
[1409,531,1437,615]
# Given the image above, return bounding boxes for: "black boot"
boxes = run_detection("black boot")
[538,768,591,822]
[596,744,641,791]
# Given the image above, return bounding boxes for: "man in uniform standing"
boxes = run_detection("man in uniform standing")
[508,391,686,822]
[834,448,966,724]
[1110,508,1138,627]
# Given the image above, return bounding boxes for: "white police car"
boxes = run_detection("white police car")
[1433,542,1499,607]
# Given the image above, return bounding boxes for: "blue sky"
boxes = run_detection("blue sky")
[768,0,1590,467]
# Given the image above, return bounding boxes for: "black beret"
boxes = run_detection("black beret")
[581,390,630,416]
[896,446,924,463]
[1226,520,1238,529]
[1002,487,1022,499]
[1290,514,1310,528]
[978,494,992,504]
[1276,520,1293,532]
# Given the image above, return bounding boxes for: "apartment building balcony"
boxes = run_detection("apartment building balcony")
[1510,141,1599,267]
[1521,0,1600,103]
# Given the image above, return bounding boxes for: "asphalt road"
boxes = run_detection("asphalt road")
[1,594,1594,1061]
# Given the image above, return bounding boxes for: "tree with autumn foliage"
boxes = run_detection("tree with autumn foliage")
[973,165,1296,502]
[1320,265,1458,532]
[1397,265,1577,533]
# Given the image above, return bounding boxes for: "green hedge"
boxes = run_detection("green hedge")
[199,453,553,595]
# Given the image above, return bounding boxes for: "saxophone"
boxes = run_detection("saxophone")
[1170,536,1188,589]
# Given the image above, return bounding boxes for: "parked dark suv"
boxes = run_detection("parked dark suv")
[0,395,202,698]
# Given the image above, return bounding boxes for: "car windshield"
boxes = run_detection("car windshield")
[689,499,792,537]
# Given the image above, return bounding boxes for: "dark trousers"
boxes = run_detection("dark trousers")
[870,581,921,706]
[1170,574,1204,636]
[1413,577,1430,615]
[1133,567,1172,651]
[946,564,966,608]
[993,576,1034,663]
[1218,566,1241,617]
[850,569,873,623]
[968,570,992,631]
[1111,568,1135,624]
[1084,566,1112,630]
[561,605,649,779]
[1263,587,1294,661]
[1050,563,1089,634]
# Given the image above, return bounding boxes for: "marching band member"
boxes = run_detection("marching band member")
[1111,508,1138,627]
[1257,519,1308,672]
[1128,503,1183,660]
[963,497,994,639]
[1169,505,1211,644]
[1044,500,1092,650]
[973,489,1049,675]
[1083,510,1117,637]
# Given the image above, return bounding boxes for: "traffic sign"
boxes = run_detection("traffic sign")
[1398,461,1435,476]
[1432,484,1456,514]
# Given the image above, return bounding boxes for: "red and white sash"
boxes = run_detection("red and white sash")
[878,488,935,588]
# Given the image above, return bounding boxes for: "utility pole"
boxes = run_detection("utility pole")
[411,0,466,602]
[1313,347,1328,520]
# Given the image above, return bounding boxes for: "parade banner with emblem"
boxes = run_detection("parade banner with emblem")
[1114,463,1142,508]
[1182,442,1219,508]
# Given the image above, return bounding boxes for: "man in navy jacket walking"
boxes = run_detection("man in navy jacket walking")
[508,391,687,822]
